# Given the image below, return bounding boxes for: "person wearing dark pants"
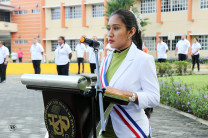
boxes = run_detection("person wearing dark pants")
[178,54,187,61]
[157,37,168,63]
[0,41,9,83]
[191,38,201,71]
[18,48,23,63]
[90,63,96,73]
[77,58,84,74]
[30,38,44,74]
[75,41,86,74]
[32,60,41,74]
[175,35,190,61]
[57,62,69,75]
[55,36,72,76]
[158,59,166,62]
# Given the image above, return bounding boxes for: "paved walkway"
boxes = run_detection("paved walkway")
[150,106,208,138]
[0,75,207,138]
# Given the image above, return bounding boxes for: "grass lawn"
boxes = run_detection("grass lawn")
[158,75,208,90]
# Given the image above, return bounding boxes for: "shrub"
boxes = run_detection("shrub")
[159,77,208,120]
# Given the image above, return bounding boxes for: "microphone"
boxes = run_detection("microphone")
[80,37,101,48]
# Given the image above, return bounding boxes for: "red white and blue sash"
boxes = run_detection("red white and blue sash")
[100,55,152,138]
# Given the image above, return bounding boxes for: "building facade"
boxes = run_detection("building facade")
[0,0,208,61]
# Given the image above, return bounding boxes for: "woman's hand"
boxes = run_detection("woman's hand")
[105,86,138,104]
[105,86,121,95]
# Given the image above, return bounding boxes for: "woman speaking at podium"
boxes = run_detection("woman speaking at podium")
[100,9,160,138]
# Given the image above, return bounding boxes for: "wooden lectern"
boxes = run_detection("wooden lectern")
[21,74,129,138]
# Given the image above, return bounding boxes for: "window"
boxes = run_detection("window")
[143,37,156,51]
[31,9,40,14]
[14,10,28,15]
[0,12,10,22]
[14,40,28,44]
[51,8,60,20]
[161,0,187,12]
[51,40,58,51]
[198,36,208,50]
[92,4,104,17]
[66,40,79,51]
[0,0,10,2]
[141,0,156,14]
[160,36,181,50]
[200,0,208,9]
[65,6,81,19]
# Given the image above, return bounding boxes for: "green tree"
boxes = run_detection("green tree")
[104,0,149,32]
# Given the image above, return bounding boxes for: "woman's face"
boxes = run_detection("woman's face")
[107,14,133,50]
[194,38,197,43]
[58,38,64,45]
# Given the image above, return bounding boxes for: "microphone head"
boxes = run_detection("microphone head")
[80,37,85,43]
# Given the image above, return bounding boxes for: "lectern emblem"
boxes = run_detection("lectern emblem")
[44,99,76,138]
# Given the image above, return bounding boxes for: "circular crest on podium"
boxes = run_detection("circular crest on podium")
[44,99,76,138]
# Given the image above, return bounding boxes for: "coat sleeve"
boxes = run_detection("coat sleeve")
[135,55,160,109]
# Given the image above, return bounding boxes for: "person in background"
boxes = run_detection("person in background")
[11,51,18,63]
[55,36,72,76]
[18,48,23,62]
[30,38,44,74]
[75,40,86,74]
[175,35,190,61]
[105,43,114,55]
[142,42,149,53]
[86,36,103,73]
[157,37,168,62]
[0,41,9,83]
[191,38,201,72]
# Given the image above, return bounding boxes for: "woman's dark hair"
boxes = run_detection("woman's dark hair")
[110,9,143,50]
[195,38,198,41]
[111,9,153,118]
[59,36,66,43]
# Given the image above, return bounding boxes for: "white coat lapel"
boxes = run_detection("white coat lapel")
[109,43,137,87]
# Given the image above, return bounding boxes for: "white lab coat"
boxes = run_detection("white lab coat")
[101,42,160,137]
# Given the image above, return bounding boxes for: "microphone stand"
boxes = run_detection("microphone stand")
[84,45,105,138]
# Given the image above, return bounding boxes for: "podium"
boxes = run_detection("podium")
[21,74,129,138]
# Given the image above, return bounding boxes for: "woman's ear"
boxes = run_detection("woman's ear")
[129,27,136,38]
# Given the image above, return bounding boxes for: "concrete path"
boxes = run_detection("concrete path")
[0,75,207,138]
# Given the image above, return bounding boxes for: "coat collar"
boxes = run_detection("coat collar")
[107,42,138,87]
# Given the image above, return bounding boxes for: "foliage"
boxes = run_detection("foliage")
[104,0,150,31]
[159,76,208,120]
[156,61,192,76]
[155,57,208,64]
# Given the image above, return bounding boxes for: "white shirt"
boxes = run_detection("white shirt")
[11,52,18,60]
[30,43,44,60]
[75,43,86,58]
[55,43,72,65]
[105,43,114,55]
[86,46,103,63]
[191,42,201,55]
[176,39,190,54]
[157,41,168,59]
[0,45,9,64]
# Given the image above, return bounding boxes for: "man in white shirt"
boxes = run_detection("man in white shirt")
[105,43,114,55]
[75,41,86,74]
[30,38,44,74]
[175,35,190,61]
[157,37,168,62]
[11,51,18,63]
[0,41,9,83]
[191,38,201,71]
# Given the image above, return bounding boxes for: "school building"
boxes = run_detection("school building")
[0,0,207,62]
